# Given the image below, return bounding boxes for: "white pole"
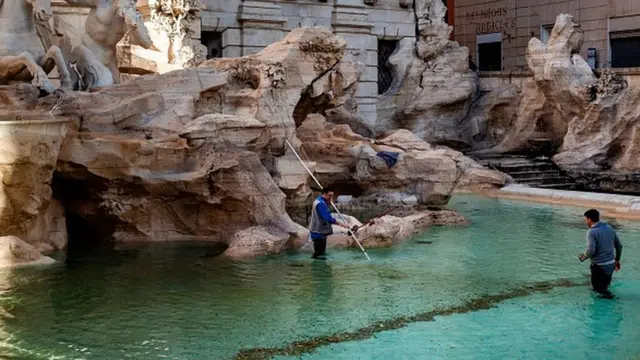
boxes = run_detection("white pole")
[285,140,371,260]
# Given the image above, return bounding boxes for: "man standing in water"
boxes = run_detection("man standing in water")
[308,187,350,260]
[579,209,623,299]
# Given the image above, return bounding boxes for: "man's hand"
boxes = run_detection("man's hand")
[615,261,621,271]
[578,253,587,262]
[346,225,359,237]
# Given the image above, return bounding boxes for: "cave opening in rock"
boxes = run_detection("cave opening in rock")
[52,172,118,258]
[328,181,365,198]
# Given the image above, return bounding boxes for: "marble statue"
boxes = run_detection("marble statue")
[0,0,72,93]
[150,0,205,67]
[57,0,156,89]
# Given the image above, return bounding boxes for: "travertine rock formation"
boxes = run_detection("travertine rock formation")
[297,114,510,205]
[0,26,509,261]
[0,235,55,268]
[327,209,468,249]
[0,28,371,259]
[0,116,69,253]
[376,0,478,146]
[527,14,640,172]
[53,27,351,250]
[466,79,565,154]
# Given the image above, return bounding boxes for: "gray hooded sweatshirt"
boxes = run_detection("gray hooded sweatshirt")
[586,222,623,274]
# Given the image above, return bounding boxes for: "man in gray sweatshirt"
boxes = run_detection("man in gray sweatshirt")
[579,209,623,299]
[308,187,350,260]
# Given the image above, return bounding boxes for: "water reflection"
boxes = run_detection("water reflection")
[0,268,13,355]
[310,261,333,307]
[586,295,623,345]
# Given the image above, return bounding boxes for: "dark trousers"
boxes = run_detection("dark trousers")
[590,263,613,294]
[312,237,327,258]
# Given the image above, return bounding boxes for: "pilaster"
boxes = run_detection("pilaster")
[238,1,287,55]
[332,1,377,128]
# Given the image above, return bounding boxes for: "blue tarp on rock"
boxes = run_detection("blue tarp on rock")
[376,151,399,168]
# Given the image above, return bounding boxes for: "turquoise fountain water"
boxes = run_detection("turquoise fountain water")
[0,195,638,359]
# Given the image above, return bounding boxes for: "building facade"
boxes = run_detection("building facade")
[453,0,640,71]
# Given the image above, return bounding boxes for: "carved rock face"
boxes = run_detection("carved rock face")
[375,0,478,148]
[0,28,356,259]
[297,115,509,205]
[327,210,468,249]
[0,236,55,268]
[0,116,69,253]
[526,14,640,173]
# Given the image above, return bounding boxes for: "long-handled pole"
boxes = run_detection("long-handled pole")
[285,140,371,260]
[354,206,399,232]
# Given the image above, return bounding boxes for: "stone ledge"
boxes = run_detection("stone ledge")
[238,1,286,25]
[565,170,640,196]
[595,67,640,76]
[499,184,640,212]
[478,70,533,78]
[332,5,373,31]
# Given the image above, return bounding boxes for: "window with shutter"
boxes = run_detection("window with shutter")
[610,30,640,68]
[377,39,399,95]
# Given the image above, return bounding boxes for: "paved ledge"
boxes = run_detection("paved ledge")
[458,185,640,220]
[492,184,640,219]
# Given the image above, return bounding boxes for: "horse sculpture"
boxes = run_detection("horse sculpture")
[0,0,72,93]
[58,0,156,90]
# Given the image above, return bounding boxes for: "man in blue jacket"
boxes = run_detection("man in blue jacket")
[579,209,623,299]
[308,187,349,259]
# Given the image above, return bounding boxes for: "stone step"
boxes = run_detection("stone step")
[470,154,577,190]
[489,164,557,173]
[519,176,572,184]
[509,170,561,179]
[470,154,529,160]
[536,183,579,190]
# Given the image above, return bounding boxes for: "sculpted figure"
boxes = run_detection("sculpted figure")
[0,0,72,93]
[58,0,156,90]
[151,0,205,66]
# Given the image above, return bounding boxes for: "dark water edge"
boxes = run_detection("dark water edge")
[48,241,230,266]
[234,278,587,360]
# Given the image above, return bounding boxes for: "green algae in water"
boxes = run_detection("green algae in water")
[1,195,640,360]
[375,267,409,280]
[279,282,640,360]
[234,279,585,360]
